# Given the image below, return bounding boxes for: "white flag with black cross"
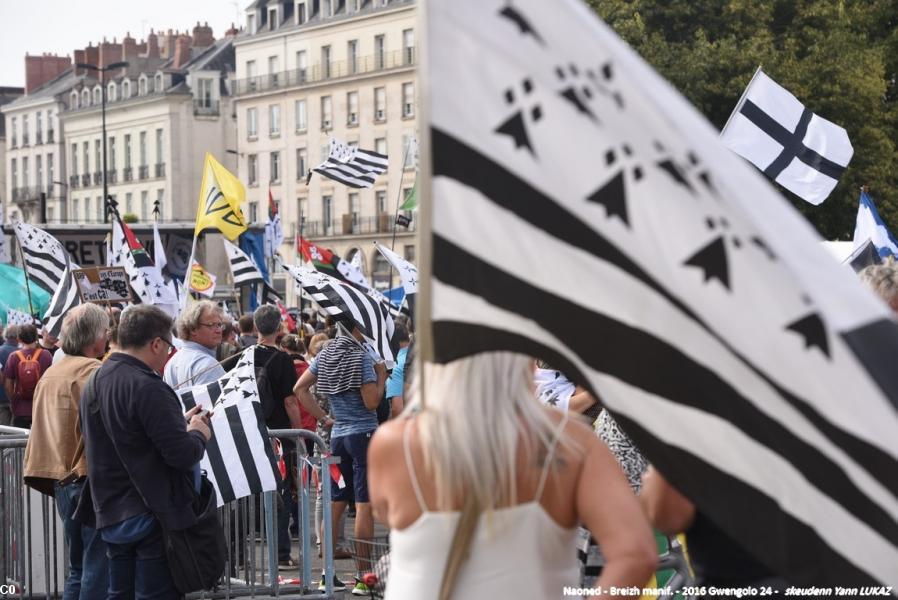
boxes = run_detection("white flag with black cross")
[720,68,853,205]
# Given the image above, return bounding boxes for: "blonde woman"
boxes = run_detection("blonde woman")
[369,353,657,599]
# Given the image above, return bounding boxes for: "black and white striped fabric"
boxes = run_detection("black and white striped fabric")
[43,263,81,338]
[425,0,898,588]
[312,137,388,189]
[177,347,279,506]
[13,222,76,294]
[259,281,282,305]
[224,239,264,286]
[285,265,399,368]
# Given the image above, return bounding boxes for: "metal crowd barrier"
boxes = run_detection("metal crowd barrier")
[0,426,340,599]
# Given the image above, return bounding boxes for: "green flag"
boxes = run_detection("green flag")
[400,180,418,211]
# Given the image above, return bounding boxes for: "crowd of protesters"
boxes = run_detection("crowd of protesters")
[5,257,897,599]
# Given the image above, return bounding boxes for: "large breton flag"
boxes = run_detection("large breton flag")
[13,222,74,294]
[284,264,400,367]
[720,68,853,205]
[43,262,81,338]
[424,0,898,588]
[312,137,389,189]
[177,347,279,506]
[223,239,265,286]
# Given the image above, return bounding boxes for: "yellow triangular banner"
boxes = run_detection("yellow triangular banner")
[195,153,248,240]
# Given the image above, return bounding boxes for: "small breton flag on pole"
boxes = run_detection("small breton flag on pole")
[177,348,280,506]
[720,68,853,205]
[223,239,265,286]
[312,137,388,189]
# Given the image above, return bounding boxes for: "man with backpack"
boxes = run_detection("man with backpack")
[250,305,303,569]
[3,324,52,428]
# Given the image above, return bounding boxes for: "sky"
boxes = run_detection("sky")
[0,0,253,88]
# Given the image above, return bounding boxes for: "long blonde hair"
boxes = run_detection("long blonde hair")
[404,352,563,599]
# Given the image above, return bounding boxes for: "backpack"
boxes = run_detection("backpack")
[13,350,43,406]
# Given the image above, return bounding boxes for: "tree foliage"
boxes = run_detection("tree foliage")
[588,0,898,239]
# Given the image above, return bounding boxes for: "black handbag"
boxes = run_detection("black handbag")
[87,371,227,593]
[159,474,227,594]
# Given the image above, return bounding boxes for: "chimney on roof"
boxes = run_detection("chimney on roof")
[192,21,214,47]
[84,43,99,72]
[173,34,192,68]
[147,29,160,58]
[122,31,138,61]
[25,53,72,94]
[99,38,122,69]
[225,22,239,37]
[160,30,177,58]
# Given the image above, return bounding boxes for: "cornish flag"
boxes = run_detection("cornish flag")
[424,0,897,588]
[177,348,280,505]
[853,190,898,260]
[312,137,388,189]
[720,69,853,205]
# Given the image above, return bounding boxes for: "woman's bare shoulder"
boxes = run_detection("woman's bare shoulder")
[369,417,410,458]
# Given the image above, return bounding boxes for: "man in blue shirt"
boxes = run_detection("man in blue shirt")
[295,323,386,595]
[0,325,18,426]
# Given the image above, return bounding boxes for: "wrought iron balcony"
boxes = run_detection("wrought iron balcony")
[235,48,416,97]
[138,165,149,180]
[123,167,133,181]
[193,99,220,116]
[81,174,91,186]
[155,163,166,178]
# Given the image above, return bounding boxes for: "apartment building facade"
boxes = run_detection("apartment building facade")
[61,26,238,225]
[234,0,418,301]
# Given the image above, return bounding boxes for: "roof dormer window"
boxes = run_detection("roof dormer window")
[108,81,117,102]
[93,85,102,105]
[138,74,148,96]
[155,73,164,92]
[70,90,80,109]
[82,88,90,106]
[122,79,131,99]
[269,7,278,29]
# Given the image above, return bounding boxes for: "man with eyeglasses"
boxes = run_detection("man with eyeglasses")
[163,300,226,390]
[78,304,211,599]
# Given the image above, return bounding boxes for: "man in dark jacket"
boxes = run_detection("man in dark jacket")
[80,305,211,599]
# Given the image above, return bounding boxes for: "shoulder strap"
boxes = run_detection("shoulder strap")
[402,419,428,512]
[535,414,570,503]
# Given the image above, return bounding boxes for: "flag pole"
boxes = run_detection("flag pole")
[720,64,763,137]
[388,137,414,295]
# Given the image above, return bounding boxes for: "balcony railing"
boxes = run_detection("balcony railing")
[302,214,415,238]
[139,165,149,180]
[123,167,133,181]
[81,174,90,186]
[35,132,43,145]
[194,99,220,116]
[107,169,118,184]
[155,163,166,178]
[69,174,80,188]
[93,171,102,185]
[11,187,43,202]
[235,48,416,96]
[21,134,29,146]
[47,130,55,143]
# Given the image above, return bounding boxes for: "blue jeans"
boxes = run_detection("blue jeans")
[54,480,109,600]
[106,522,178,600]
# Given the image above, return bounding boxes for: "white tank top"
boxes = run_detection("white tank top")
[384,418,580,600]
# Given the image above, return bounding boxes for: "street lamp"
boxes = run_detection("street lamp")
[75,61,129,223]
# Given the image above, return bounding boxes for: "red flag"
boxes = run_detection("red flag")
[277,299,296,332]
[268,187,278,219]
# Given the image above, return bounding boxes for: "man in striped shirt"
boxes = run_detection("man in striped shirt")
[295,323,386,595]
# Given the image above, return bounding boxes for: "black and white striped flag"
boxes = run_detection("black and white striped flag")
[285,265,399,367]
[312,137,388,189]
[177,347,279,506]
[259,281,282,305]
[424,0,898,588]
[223,239,265,286]
[43,263,81,338]
[13,222,76,294]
